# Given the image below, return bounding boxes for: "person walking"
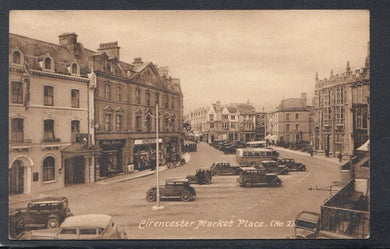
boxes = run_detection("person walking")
[338,152,342,162]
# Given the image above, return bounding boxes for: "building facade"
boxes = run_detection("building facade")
[255,111,267,141]
[9,32,183,194]
[9,33,97,194]
[267,93,311,145]
[187,101,256,143]
[312,43,370,157]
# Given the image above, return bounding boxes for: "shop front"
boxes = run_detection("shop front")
[98,139,126,177]
[133,138,162,171]
[61,142,101,185]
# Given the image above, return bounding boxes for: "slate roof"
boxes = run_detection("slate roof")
[10,33,92,77]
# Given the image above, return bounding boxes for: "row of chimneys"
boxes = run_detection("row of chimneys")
[58,32,150,67]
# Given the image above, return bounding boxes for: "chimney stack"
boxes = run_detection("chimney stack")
[133,57,143,66]
[59,32,78,46]
[98,41,120,60]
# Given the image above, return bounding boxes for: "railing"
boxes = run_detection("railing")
[41,138,61,143]
[9,139,32,144]
[320,205,369,238]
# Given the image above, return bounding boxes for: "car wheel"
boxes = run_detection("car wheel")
[180,191,192,202]
[213,170,220,176]
[272,179,281,187]
[47,217,60,229]
[146,191,157,202]
[243,180,252,188]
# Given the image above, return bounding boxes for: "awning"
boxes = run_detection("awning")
[357,139,369,151]
[61,142,102,160]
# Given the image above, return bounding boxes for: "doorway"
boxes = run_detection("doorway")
[9,160,24,194]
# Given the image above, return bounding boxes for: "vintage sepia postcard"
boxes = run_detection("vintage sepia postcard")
[7,10,370,242]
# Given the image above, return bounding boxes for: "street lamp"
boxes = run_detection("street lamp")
[145,103,174,211]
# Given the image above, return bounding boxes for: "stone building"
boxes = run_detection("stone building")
[9,33,98,194]
[255,111,267,141]
[187,101,256,143]
[312,43,370,157]
[266,93,311,145]
[9,32,183,194]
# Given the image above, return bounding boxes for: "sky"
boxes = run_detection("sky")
[10,10,369,113]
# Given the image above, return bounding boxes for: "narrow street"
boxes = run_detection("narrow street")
[10,142,341,239]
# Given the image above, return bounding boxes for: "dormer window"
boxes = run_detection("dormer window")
[13,51,21,64]
[45,57,52,70]
[71,63,78,74]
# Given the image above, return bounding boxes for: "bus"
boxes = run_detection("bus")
[236,148,279,165]
[245,141,267,148]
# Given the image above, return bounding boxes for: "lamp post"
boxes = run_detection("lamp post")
[146,103,173,211]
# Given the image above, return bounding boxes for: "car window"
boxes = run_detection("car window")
[60,228,77,234]
[80,228,97,235]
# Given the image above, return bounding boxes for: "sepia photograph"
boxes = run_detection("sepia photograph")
[8,10,370,240]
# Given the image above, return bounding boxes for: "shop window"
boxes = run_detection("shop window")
[12,81,23,104]
[11,118,24,142]
[43,156,55,182]
[13,51,21,64]
[44,86,54,106]
[44,119,55,141]
[71,89,79,108]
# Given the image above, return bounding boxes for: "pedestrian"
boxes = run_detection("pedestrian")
[338,152,342,162]
[310,149,313,157]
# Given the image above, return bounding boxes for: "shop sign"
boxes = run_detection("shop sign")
[134,138,163,145]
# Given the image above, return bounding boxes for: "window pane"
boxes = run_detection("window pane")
[71,89,80,108]
[12,82,23,103]
[80,229,97,235]
[60,229,77,235]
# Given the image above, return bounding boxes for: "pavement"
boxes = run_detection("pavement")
[9,152,193,207]
[271,146,343,165]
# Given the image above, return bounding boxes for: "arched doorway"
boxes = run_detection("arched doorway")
[9,160,24,194]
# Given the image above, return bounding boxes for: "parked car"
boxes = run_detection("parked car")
[278,158,306,171]
[18,196,72,230]
[146,179,196,202]
[210,162,242,176]
[9,209,24,238]
[186,169,212,184]
[237,167,282,187]
[25,214,127,240]
[256,160,289,175]
[294,211,321,239]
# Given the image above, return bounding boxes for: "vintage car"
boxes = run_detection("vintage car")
[256,160,289,175]
[237,167,282,187]
[278,158,306,171]
[186,169,212,184]
[25,214,127,240]
[210,162,242,176]
[9,208,24,238]
[294,211,321,239]
[18,196,72,230]
[146,179,196,202]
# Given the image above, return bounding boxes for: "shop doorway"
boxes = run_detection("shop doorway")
[9,160,24,194]
[65,156,85,185]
